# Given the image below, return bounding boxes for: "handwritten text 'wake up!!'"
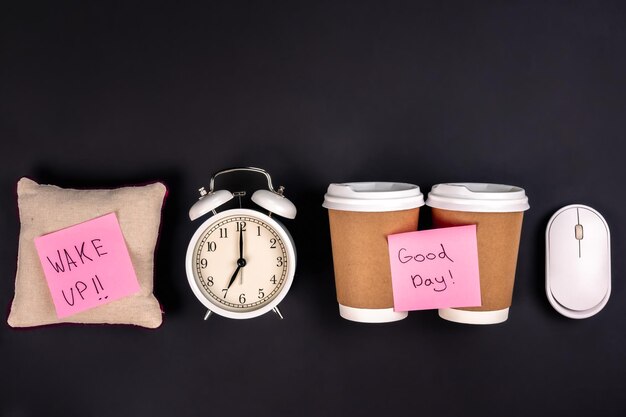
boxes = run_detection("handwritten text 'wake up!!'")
[45,239,109,305]
[34,213,140,318]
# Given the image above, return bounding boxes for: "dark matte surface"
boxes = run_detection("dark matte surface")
[1,2,625,416]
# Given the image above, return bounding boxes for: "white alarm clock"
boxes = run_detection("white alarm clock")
[185,167,297,320]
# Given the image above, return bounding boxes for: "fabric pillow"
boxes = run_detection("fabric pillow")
[8,178,166,328]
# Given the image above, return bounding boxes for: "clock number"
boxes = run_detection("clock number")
[207,276,214,286]
[207,241,217,252]
[257,226,261,236]
[270,275,277,284]
[221,288,228,298]
[270,238,277,249]
[276,257,283,267]
[239,293,246,304]
[236,221,247,232]
[219,228,228,238]
[258,289,265,299]
[200,258,208,269]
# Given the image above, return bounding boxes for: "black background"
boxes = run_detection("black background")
[1,1,625,416]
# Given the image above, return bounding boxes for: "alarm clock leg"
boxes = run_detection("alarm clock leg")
[272,306,284,320]
[203,310,212,320]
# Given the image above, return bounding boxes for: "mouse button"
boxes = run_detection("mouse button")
[548,208,578,240]
[547,235,579,267]
[547,208,580,263]
[578,209,610,263]
[577,208,609,240]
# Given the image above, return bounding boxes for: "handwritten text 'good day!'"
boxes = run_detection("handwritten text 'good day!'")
[397,244,455,292]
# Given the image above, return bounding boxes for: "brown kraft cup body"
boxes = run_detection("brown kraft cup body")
[426,182,529,324]
[431,209,524,312]
[323,182,425,323]
[328,208,420,309]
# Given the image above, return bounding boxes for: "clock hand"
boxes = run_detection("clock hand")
[228,228,246,289]
[227,264,242,290]
[239,226,244,259]
[239,226,245,284]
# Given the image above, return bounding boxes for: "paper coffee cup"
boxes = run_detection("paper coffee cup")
[426,183,529,325]
[323,182,424,323]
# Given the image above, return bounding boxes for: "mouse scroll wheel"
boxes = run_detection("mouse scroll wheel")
[575,224,584,240]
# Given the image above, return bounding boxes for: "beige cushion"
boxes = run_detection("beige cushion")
[8,178,166,328]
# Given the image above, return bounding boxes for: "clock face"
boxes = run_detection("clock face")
[186,209,294,317]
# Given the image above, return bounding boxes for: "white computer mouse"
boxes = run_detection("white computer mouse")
[545,204,611,319]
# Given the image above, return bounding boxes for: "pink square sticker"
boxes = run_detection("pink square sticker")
[34,212,141,318]
[388,225,482,311]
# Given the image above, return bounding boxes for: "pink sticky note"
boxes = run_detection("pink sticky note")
[388,225,481,311]
[34,212,140,318]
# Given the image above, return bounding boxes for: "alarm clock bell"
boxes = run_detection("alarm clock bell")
[189,167,297,220]
[251,189,296,219]
[189,189,234,221]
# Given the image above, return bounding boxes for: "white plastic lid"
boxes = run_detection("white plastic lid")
[322,182,424,212]
[426,183,529,213]
[338,305,408,323]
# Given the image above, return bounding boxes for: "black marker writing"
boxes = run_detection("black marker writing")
[62,287,75,306]
[75,242,93,264]
[60,275,108,306]
[91,239,107,257]
[92,275,108,300]
[410,269,455,293]
[47,250,66,273]
[61,280,88,306]
[45,239,108,274]
[398,244,454,264]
